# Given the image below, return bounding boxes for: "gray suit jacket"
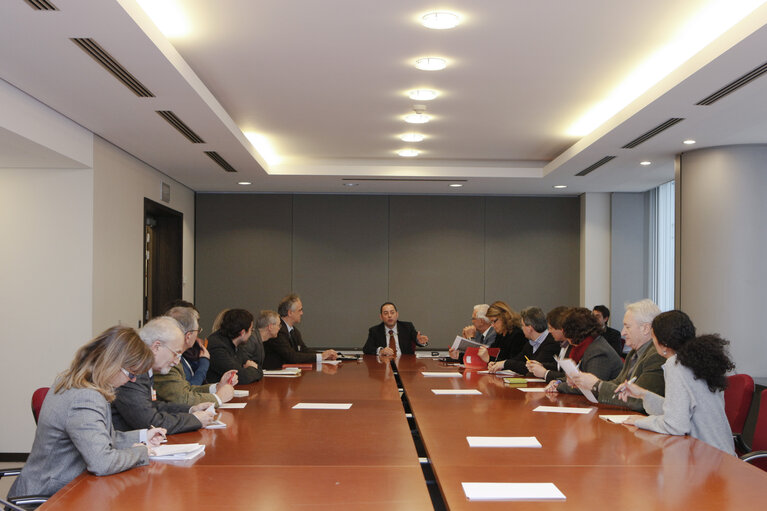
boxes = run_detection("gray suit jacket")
[111,372,202,434]
[9,387,147,499]
[557,336,624,393]
[474,326,497,347]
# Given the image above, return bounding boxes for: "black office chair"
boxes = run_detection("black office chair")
[1,466,47,510]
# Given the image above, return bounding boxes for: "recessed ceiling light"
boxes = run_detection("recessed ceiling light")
[640,161,652,166]
[683,139,696,145]
[238,181,252,186]
[553,185,567,189]
[343,182,358,187]
[421,11,460,30]
[408,89,439,101]
[415,57,447,71]
[400,133,425,142]
[404,113,430,124]
[398,149,420,157]
[449,183,463,188]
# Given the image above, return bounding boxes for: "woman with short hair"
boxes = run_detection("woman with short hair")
[9,327,166,500]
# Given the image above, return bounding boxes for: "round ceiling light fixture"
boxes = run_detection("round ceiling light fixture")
[400,133,425,142]
[640,161,652,166]
[449,183,464,188]
[237,181,252,186]
[683,139,696,145]
[408,89,439,101]
[553,185,567,189]
[397,149,420,157]
[421,11,460,30]
[415,57,447,71]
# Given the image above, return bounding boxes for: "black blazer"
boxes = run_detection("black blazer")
[602,326,623,356]
[263,320,316,369]
[503,332,559,374]
[363,321,419,355]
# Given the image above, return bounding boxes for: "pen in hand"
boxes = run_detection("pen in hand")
[613,376,637,396]
[149,425,167,443]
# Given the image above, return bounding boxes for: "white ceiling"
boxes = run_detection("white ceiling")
[1,0,767,195]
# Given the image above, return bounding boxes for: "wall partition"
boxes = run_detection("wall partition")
[195,194,580,349]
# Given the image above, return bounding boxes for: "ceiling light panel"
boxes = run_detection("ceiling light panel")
[421,11,460,30]
[415,57,447,71]
[408,89,440,101]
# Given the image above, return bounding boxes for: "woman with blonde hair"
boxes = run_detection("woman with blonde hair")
[478,301,526,364]
[9,327,167,500]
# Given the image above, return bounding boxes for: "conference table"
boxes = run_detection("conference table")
[39,355,766,510]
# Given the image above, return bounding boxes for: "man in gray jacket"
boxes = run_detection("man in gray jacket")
[112,317,215,434]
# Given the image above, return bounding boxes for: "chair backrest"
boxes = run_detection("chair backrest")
[31,387,50,424]
[724,374,754,434]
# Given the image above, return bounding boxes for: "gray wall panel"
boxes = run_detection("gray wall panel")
[195,194,293,332]
[388,196,485,347]
[610,192,650,326]
[292,195,389,348]
[485,197,580,313]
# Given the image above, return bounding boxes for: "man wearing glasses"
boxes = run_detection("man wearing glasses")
[111,316,216,434]
[154,306,238,407]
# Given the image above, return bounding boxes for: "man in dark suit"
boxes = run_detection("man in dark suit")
[263,293,338,369]
[239,309,281,368]
[593,305,624,355]
[488,306,559,375]
[112,317,215,434]
[363,302,429,356]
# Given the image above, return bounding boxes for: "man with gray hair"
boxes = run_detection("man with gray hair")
[462,304,497,346]
[112,316,215,434]
[238,310,281,370]
[488,306,559,374]
[153,306,238,407]
[571,299,664,412]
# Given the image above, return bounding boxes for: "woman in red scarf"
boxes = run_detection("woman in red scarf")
[545,307,623,394]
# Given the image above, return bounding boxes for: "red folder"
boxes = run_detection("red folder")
[463,347,499,369]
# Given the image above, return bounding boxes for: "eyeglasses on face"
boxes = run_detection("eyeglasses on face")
[161,343,183,360]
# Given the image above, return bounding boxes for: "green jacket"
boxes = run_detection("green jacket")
[595,341,666,412]
[153,362,218,407]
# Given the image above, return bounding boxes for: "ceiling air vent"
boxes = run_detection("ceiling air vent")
[71,38,154,97]
[156,111,205,143]
[622,118,685,148]
[576,156,616,176]
[697,61,767,105]
[205,151,237,172]
[24,0,58,10]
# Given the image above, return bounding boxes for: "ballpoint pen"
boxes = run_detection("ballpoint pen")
[613,376,637,395]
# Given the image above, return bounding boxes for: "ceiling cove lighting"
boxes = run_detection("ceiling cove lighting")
[421,11,460,30]
[683,139,696,145]
[238,181,252,185]
[136,0,191,38]
[400,133,425,142]
[244,132,282,166]
[566,0,767,137]
[553,185,567,189]
[408,89,440,101]
[640,161,652,166]
[398,149,420,157]
[415,57,447,71]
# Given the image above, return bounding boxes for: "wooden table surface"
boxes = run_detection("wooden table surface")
[39,355,767,510]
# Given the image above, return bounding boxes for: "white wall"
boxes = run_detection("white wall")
[580,192,611,307]
[679,145,767,377]
[610,192,650,325]
[92,137,195,333]
[0,166,95,452]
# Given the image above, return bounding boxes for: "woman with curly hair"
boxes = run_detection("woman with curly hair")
[621,310,735,454]
[544,307,623,393]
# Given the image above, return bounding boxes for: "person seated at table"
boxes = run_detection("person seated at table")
[9,326,166,500]
[112,317,216,434]
[162,300,211,385]
[238,309,282,368]
[363,301,429,356]
[620,311,736,455]
[542,307,623,393]
[448,304,496,360]
[263,293,338,369]
[477,301,526,365]
[154,306,238,407]
[526,306,572,382]
[207,308,263,384]
[593,304,624,356]
[568,299,664,412]
[487,306,559,374]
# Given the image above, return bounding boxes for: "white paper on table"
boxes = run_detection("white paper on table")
[421,371,463,377]
[232,390,249,397]
[517,388,547,393]
[462,482,566,501]
[557,358,598,403]
[450,336,483,351]
[525,378,546,383]
[533,405,594,414]
[599,414,636,424]
[263,368,302,377]
[218,402,247,409]
[477,370,520,377]
[466,436,541,448]
[204,420,227,429]
[415,351,445,358]
[431,389,482,395]
[319,359,342,365]
[292,402,353,410]
[150,443,205,460]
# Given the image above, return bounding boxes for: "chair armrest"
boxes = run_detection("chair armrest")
[740,450,767,463]
[0,468,22,478]
[734,434,750,455]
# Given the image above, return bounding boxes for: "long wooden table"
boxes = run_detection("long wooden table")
[39,355,767,510]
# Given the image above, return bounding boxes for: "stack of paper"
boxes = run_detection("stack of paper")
[150,443,205,461]
[292,402,353,410]
[533,405,594,414]
[264,367,302,377]
[421,371,462,377]
[462,482,566,501]
[599,415,636,424]
[205,419,227,429]
[466,436,541,448]
[232,390,249,397]
[431,389,482,395]
[218,402,247,409]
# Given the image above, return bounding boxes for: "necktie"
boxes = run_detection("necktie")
[388,329,396,353]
